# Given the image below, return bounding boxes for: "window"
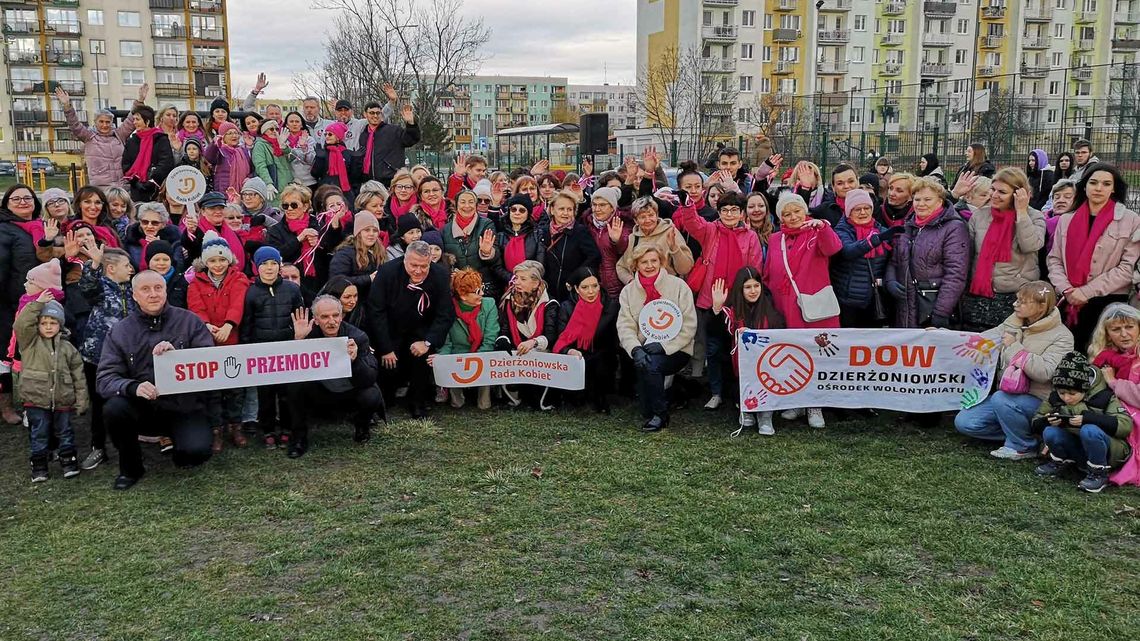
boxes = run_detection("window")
[955,49,967,64]
[761,77,771,92]
[854,15,867,30]
[703,10,712,26]
[1049,81,1061,95]
[89,39,105,55]
[87,10,103,25]
[742,10,756,27]
[1054,23,1066,38]
[762,46,772,62]
[741,43,754,59]
[779,15,801,29]
[92,69,108,85]
[779,46,799,62]
[739,75,753,91]
[888,19,905,33]
[1055,0,1066,6]
[850,109,862,124]
[1047,108,1059,123]
[121,69,144,86]
[737,108,754,122]
[119,41,143,57]
[853,46,865,63]
[764,14,772,29]
[1052,52,1064,66]
[957,19,970,34]
[117,11,140,27]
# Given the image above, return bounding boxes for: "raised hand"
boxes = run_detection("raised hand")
[54,86,71,105]
[43,217,59,241]
[63,230,80,258]
[607,216,624,243]
[951,171,977,199]
[531,159,550,176]
[623,156,639,184]
[84,239,103,265]
[491,180,505,207]
[253,72,269,93]
[478,228,495,255]
[1013,187,1030,214]
[137,82,149,103]
[382,82,399,103]
[582,156,593,177]
[401,104,415,124]
[642,146,659,175]
[454,152,468,177]
[292,308,314,340]
[711,278,728,311]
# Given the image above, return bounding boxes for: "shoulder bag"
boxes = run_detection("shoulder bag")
[781,233,840,322]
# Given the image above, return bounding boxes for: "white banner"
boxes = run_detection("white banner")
[432,351,585,390]
[154,338,353,395]
[737,329,1000,413]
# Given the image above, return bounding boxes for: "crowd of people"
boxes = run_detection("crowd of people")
[1,77,1137,495]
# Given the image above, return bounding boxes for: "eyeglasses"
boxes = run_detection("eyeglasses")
[240,191,260,198]
[421,187,442,194]
[477,198,491,204]
[509,206,529,213]
[365,110,383,116]
[140,219,163,226]
[8,196,34,203]
[394,184,415,190]
[281,201,304,210]
[224,215,243,221]
[720,206,742,214]
[264,127,279,133]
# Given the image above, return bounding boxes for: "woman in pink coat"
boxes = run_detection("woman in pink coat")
[672,190,763,410]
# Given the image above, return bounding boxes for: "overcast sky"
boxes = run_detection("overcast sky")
[227,0,637,97]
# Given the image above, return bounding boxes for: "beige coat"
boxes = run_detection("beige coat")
[1047,202,1140,298]
[982,308,1075,400]
[967,206,1046,294]
[616,218,695,284]
[617,269,697,357]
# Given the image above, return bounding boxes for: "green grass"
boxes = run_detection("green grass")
[1,403,1138,640]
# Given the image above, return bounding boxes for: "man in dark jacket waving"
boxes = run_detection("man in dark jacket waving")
[352,100,420,188]
[96,270,214,490]
[366,240,454,418]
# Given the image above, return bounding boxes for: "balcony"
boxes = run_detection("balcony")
[49,109,85,121]
[191,26,224,41]
[924,1,957,16]
[149,0,186,8]
[1075,10,1097,22]
[46,50,83,66]
[1024,6,1053,21]
[49,0,81,5]
[155,82,191,97]
[5,50,41,64]
[1017,96,1045,108]
[775,0,797,10]
[197,84,225,96]
[1117,10,1140,24]
[817,60,849,74]
[774,60,796,74]
[982,35,1005,48]
[921,62,951,76]
[818,29,850,43]
[923,33,953,47]
[44,20,80,35]
[154,54,187,68]
[1022,34,1050,49]
[192,54,224,69]
[52,138,84,153]
[1020,64,1049,78]
[817,91,849,107]
[884,1,906,15]
[1076,39,1095,51]
[190,0,222,11]
[1072,66,1093,80]
[772,28,799,42]
[701,25,738,41]
[1113,36,1140,50]
[820,0,852,9]
[152,23,187,38]
[880,61,903,76]
[1111,64,1139,79]
[881,32,903,46]
[52,80,84,95]
[702,57,737,73]
[771,92,793,107]
[919,94,950,107]
[13,141,50,154]
[3,19,39,34]
[703,91,735,106]
[12,110,49,124]
[982,6,1006,18]
[978,65,999,77]
[882,95,900,108]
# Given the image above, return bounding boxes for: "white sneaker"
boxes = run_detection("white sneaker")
[757,412,775,436]
[990,446,1036,461]
[434,387,449,403]
[780,408,803,421]
[739,411,757,427]
[704,395,723,410]
[807,408,825,429]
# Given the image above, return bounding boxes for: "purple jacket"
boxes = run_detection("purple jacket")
[64,106,135,188]
[203,141,251,196]
[885,202,970,327]
[96,305,213,413]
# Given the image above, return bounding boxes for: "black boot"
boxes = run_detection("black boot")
[353,424,371,444]
[1078,463,1111,493]
[29,454,49,483]
[59,450,80,479]
[641,415,669,432]
[1034,456,1073,477]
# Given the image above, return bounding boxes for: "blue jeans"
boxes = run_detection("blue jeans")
[954,391,1041,452]
[26,407,75,458]
[241,387,258,424]
[1043,424,1112,467]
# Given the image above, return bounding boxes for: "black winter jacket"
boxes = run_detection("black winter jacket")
[0,208,40,347]
[240,277,305,344]
[351,121,421,185]
[552,294,619,356]
[302,321,379,390]
[536,223,601,301]
[494,298,561,351]
[831,217,892,309]
[121,133,175,202]
[328,245,381,299]
[365,259,454,355]
[494,222,545,288]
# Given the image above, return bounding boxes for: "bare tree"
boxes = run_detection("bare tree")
[971,87,1033,164]
[301,0,492,150]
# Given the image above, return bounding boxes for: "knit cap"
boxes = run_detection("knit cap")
[1052,351,1094,392]
[242,177,270,201]
[859,173,880,192]
[506,193,535,217]
[200,230,234,264]
[26,260,61,292]
[397,213,422,237]
[40,187,71,205]
[591,187,620,210]
[209,97,230,113]
[325,121,348,142]
[422,230,444,249]
[354,211,380,235]
[776,191,809,218]
[145,240,175,264]
[216,121,239,138]
[259,119,278,134]
[38,300,66,324]
[473,179,493,198]
[254,245,282,267]
[844,189,874,218]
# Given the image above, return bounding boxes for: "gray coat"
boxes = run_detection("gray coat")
[885,202,971,327]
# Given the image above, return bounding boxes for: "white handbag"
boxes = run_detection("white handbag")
[781,233,840,322]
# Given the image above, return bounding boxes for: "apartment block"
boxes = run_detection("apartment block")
[637,0,1140,141]
[566,83,639,130]
[434,76,568,152]
[1,0,232,159]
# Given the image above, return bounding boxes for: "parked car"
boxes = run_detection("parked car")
[0,161,15,177]
[662,166,708,190]
[29,157,56,175]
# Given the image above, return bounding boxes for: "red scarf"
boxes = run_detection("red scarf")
[421,200,448,230]
[124,127,162,182]
[454,211,477,235]
[531,202,546,222]
[363,125,377,174]
[853,220,886,257]
[548,220,573,248]
[1094,348,1138,378]
[969,209,1016,297]
[835,196,846,213]
[325,144,351,192]
[638,272,661,303]
[454,300,483,350]
[713,224,747,286]
[504,234,527,271]
[914,206,943,228]
[286,216,317,277]
[262,133,284,157]
[1065,200,1115,290]
[507,298,546,347]
[552,296,603,353]
[11,219,44,245]
[390,196,416,218]
[92,225,121,248]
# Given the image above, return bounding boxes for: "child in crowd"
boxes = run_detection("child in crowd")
[388,213,422,262]
[145,240,188,309]
[188,230,250,452]
[1032,351,1134,493]
[241,246,305,448]
[712,267,785,436]
[78,247,135,469]
[16,293,87,482]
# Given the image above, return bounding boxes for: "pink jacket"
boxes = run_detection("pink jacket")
[673,203,764,309]
[764,225,843,328]
[1104,356,1140,486]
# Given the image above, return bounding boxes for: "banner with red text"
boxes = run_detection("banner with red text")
[737,329,1000,413]
[432,351,585,390]
[154,338,353,395]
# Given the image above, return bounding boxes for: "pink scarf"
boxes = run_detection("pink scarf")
[177,129,206,144]
[390,196,416,218]
[420,199,448,230]
[124,127,162,182]
[325,144,351,192]
[262,133,284,157]
[218,142,251,195]
[286,216,317,277]
[969,208,1015,298]
[552,296,603,353]
[852,220,886,257]
[638,272,661,303]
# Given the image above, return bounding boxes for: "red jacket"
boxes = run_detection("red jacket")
[187,267,250,345]
[764,225,843,329]
[673,203,764,309]
[446,173,476,201]
[579,208,632,299]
